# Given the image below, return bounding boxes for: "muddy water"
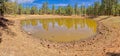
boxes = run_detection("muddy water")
[21,18,97,42]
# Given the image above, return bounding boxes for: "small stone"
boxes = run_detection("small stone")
[0,38,2,43]
[47,44,50,48]
[75,54,77,56]
[0,32,2,36]
[59,51,61,54]
[28,32,32,35]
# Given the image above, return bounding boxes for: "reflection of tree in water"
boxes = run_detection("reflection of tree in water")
[30,20,37,26]
[21,20,31,26]
[41,19,49,31]
[79,19,85,28]
[21,20,25,26]
[57,19,64,27]
[22,19,97,32]
[52,19,55,28]
[64,19,74,29]
[85,19,97,33]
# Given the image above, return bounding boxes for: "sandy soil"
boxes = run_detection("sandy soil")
[5,15,85,20]
[0,15,120,56]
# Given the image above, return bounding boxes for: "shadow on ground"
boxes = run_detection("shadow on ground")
[0,17,14,43]
[106,52,120,56]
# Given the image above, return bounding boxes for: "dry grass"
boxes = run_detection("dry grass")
[5,15,84,20]
[0,15,120,56]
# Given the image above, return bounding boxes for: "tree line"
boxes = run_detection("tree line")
[0,0,120,16]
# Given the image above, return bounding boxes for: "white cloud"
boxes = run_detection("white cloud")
[9,0,35,4]
[32,3,42,8]
[54,4,68,6]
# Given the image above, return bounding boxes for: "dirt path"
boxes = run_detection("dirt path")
[0,15,120,56]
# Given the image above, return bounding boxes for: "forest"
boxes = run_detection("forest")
[0,0,120,16]
[1,0,120,56]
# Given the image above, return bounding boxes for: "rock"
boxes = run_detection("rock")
[47,44,50,48]
[0,32,2,36]
[0,38,2,43]
[106,52,120,56]
[28,32,32,35]
[75,54,77,56]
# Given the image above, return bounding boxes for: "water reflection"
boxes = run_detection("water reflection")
[21,18,97,42]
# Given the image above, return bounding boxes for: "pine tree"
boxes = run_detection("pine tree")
[0,0,8,16]
[52,4,55,15]
[42,2,48,14]
[93,2,100,16]
[74,3,79,15]
[66,4,73,16]
[18,4,23,15]
[31,6,38,14]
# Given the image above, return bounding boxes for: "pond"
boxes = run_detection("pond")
[21,18,97,42]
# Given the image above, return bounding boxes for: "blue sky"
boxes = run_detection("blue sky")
[9,0,101,8]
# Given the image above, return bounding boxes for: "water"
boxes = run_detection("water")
[21,18,97,42]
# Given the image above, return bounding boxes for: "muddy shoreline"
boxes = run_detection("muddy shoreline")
[21,21,107,48]
[0,15,120,56]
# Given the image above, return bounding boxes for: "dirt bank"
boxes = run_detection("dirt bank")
[0,15,120,56]
[5,15,85,20]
